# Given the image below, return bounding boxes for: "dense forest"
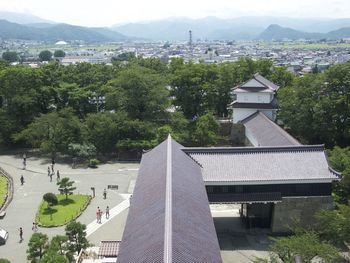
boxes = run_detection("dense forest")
[0,57,293,156]
[1,56,350,261]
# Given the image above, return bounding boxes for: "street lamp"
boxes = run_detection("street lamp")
[88,94,105,112]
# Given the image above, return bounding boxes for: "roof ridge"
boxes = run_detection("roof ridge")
[164,136,172,263]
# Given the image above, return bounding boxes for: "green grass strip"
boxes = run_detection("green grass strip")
[0,176,8,208]
[37,194,90,227]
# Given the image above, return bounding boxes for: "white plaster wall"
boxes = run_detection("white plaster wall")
[233,108,257,123]
[236,92,272,103]
[233,109,276,123]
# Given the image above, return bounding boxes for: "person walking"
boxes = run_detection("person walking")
[47,166,51,177]
[106,206,109,219]
[20,175,24,185]
[19,227,23,242]
[51,157,55,173]
[49,172,53,182]
[31,222,38,232]
[96,207,100,223]
[22,153,26,170]
[56,170,60,181]
[103,188,107,199]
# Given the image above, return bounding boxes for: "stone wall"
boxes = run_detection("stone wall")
[271,196,334,233]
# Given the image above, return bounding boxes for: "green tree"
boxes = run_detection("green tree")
[39,50,53,62]
[170,62,219,118]
[328,146,350,204]
[269,231,341,263]
[68,143,96,159]
[57,177,76,200]
[39,253,68,263]
[49,235,70,259]
[278,62,350,147]
[39,235,70,263]
[15,108,84,156]
[112,52,135,62]
[315,205,350,244]
[53,50,65,58]
[27,233,49,262]
[104,65,168,121]
[0,259,11,263]
[43,193,58,207]
[85,112,128,153]
[191,113,220,146]
[65,221,89,255]
[2,51,19,63]
[0,66,44,144]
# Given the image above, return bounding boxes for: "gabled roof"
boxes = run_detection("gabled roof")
[184,145,341,185]
[241,111,301,146]
[233,73,279,92]
[117,136,222,263]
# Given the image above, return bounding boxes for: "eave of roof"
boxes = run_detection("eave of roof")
[230,98,278,109]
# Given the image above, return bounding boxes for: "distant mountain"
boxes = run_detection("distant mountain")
[259,24,350,40]
[259,24,323,40]
[112,16,350,41]
[0,11,53,24]
[327,27,350,39]
[0,19,129,42]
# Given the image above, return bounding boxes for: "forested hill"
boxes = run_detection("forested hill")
[259,24,350,40]
[0,19,129,42]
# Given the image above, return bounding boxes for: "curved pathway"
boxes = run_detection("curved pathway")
[0,154,138,263]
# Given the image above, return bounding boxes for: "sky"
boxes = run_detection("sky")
[0,0,349,27]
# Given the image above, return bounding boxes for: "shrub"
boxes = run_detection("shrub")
[88,159,100,168]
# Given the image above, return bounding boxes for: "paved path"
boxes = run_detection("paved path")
[86,195,130,237]
[0,153,138,263]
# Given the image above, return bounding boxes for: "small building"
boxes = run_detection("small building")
[230,73,279,123]
[117,136,340,261]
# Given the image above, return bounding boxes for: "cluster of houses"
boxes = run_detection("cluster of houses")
[1,39,350,74]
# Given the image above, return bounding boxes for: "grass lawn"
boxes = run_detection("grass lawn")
[0,176,8,208]
[37,194,90,227]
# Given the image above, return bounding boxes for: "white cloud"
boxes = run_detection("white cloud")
[0,0,349,26]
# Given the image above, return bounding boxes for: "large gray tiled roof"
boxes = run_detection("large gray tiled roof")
[241,111,301,146]
[184,145,341,184]
[117,136,222,263]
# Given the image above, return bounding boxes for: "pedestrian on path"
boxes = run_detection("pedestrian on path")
[99,210,103,223]
[56,170,60,181]
[19,227,23,242]
[22,153,26,170]
[106,206,109,219]
[47,166,51,177]
[20,175,24,185]
[32,222,38,232]
[51,157,55,173]
[96,207,100,223]
[103,188,107,199]
[49,172,53,182]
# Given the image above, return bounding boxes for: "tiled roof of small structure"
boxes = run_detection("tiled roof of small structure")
[98,241,121,257]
